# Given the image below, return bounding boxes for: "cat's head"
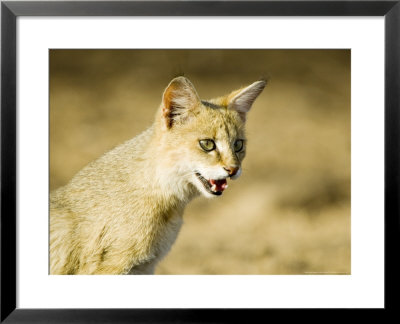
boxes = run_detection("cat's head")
[156,76,266,198]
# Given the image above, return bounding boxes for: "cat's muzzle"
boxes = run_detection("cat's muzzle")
[195,172,228,196]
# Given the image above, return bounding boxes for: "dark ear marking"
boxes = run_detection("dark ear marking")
[162,76,200,129]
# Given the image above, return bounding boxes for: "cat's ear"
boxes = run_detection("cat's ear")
[161,76,201,129]
[227,80,267,122]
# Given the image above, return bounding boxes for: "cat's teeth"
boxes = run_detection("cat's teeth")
[211,184,217,192]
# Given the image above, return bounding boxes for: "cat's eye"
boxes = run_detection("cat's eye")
[199,139,216,152]
[234,139,244,152]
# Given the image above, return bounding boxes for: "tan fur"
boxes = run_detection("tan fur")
[50,77,266,274]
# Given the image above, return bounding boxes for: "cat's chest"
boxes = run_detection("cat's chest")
[127,211,183,274]
[124,194,187,274]
[152,211,183,260]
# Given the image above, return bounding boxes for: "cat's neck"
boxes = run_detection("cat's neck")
[132,127,199,205]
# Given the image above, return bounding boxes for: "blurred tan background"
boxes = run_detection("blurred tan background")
[50,49,350,274]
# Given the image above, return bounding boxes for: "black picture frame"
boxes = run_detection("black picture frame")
[1,0,399,322]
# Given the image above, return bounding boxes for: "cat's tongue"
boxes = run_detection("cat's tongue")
[209,178,228,193]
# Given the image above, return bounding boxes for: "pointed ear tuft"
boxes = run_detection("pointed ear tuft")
[228,80,267,122]
[162,76,200,129]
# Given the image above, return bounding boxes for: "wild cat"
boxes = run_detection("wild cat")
[50,76,266,274]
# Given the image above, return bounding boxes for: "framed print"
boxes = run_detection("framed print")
[1,0,399,322]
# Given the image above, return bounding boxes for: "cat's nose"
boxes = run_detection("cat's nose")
[224,166,239,177]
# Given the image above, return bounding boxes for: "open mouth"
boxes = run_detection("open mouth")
[195,172,228,196]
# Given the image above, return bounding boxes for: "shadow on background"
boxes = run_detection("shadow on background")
[50,49,350,274]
